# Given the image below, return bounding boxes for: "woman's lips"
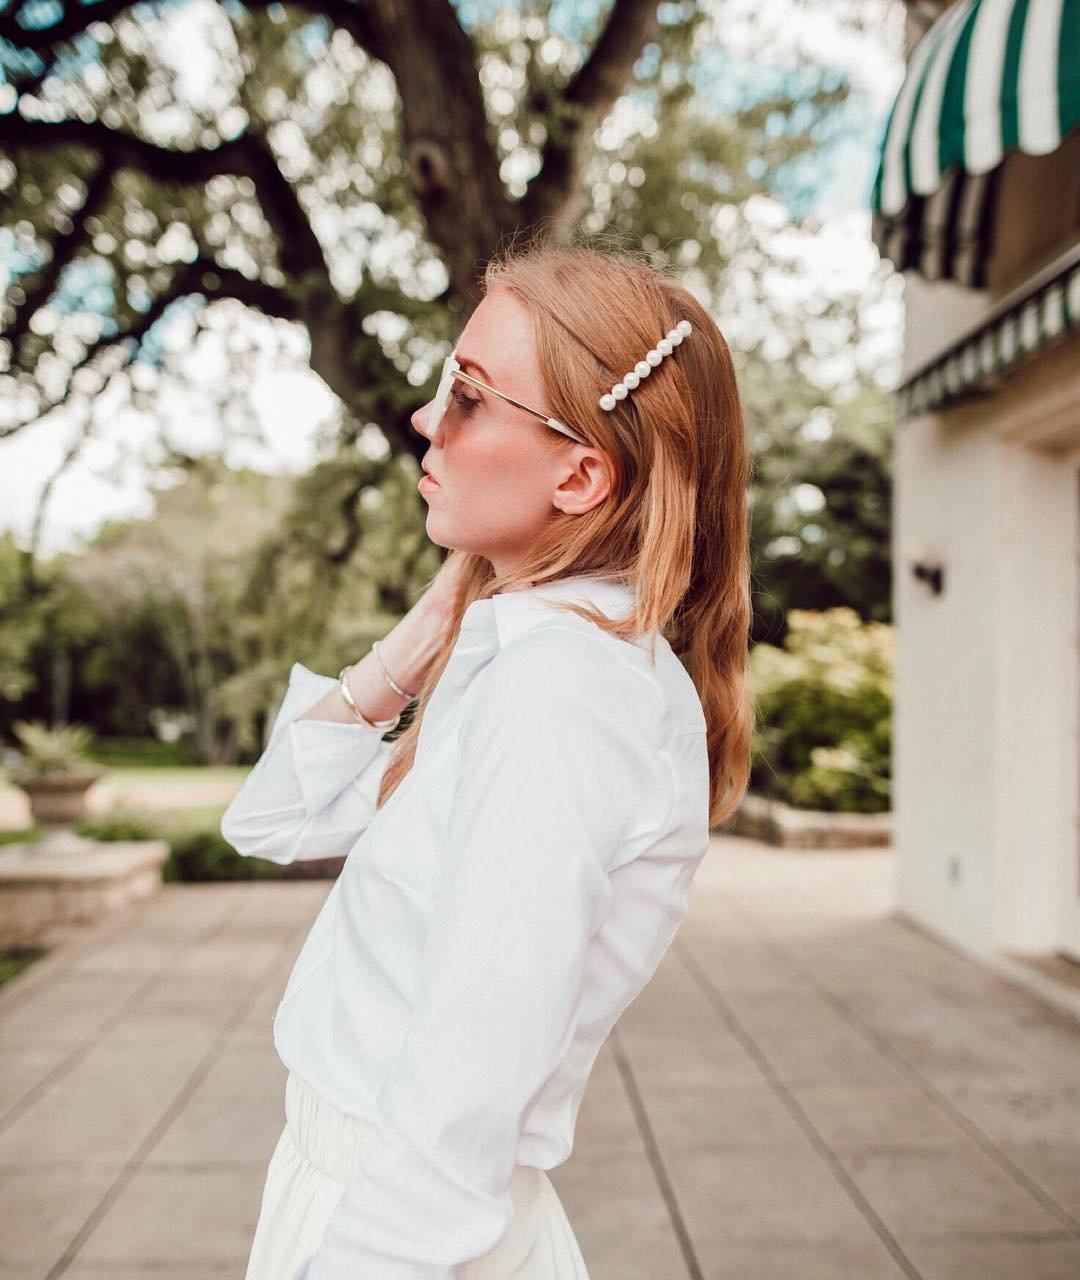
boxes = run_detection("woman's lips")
[418,472,441,494]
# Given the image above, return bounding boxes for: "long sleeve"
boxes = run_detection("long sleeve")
[303,632,669,1280]
[220,661,399,865]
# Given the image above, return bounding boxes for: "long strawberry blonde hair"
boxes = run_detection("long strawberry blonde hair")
[377,235,753,829]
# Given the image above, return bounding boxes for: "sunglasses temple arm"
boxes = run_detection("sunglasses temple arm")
[455,370,590,445]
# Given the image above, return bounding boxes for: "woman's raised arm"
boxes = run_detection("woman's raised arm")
[220,552,471,865]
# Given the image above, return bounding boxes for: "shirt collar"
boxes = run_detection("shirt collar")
[418,573,640,756]
[462,573,640,650]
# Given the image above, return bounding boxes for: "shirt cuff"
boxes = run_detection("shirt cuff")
[278,662,392,815]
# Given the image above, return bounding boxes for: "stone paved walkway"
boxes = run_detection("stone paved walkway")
[1,835,1078,1279]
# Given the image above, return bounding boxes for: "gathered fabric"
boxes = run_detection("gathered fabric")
[245,1070,591,1280]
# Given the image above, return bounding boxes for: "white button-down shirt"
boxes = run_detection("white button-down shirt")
[221,573,711,1279]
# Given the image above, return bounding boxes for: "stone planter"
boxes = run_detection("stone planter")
[732,791,892,849]
[0,839,170,947]
[9,766,108,854]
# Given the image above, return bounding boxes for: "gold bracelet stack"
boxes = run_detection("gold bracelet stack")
[337,645,417,732]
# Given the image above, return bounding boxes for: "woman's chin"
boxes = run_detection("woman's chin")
[422,512,453,548]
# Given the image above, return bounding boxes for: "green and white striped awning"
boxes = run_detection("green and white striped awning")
[897,241,1080,415]
[871,0,1080,286]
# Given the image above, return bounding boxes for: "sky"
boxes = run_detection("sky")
[0,0,907,557]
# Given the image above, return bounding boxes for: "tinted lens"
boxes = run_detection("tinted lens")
[430,354,457,433]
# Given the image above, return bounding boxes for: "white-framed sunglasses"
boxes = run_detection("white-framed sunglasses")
[429,349,592,445]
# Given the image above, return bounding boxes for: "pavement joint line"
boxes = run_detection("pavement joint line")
[0,885,194,1012]
[48,1268,237,1276]
[0,894,246,1134]
[0,880,252,1014]
[0,1157,267,1172]
[44,899,304,1280]
[607,1025,703,1280]
[850,908,1080,1089]
[673,935,926,1280]
[717,898,1080,1243]
[700,888,1080,1095]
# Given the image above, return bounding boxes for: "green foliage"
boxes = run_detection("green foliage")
[75,814,158,842]
[0,532,40,706]
[0,531,101,713]
[21,448,443,765]
[0,0,874,447]
[11,720,95,773]
[71,452,295,764]
[0,0,897,751]
[86,737,203,767]
[749,381,894,638]
[162,829,286,882]
[749,607,893,814]
[214,449,442,760]
[0,948,48,988]
[0,825,40,846]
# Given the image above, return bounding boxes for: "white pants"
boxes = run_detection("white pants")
[245,1069,592,1279]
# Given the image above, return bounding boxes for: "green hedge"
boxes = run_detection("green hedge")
[749,607,893,814]
[75,814,158,842]
[85,736,203,767]
[162,830,287,882]
[0,947,47,987]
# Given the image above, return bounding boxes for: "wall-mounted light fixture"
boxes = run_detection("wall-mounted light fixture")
[905,539,945,596]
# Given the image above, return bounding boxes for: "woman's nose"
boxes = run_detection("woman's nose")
[411,400,433,439]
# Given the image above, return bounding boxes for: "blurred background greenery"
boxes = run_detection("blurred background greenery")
[1,0,900,868]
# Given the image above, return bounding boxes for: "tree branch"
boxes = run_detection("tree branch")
[0,117,330,286]
[2,0,660,446]
[0,0,388,66]
[6,159,116,360]
[1,110,410,434]
[518,0,661,234]
[27,397,95,563]
[2,256,300,438]
[360,0,517,304]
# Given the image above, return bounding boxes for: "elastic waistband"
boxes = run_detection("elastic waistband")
[283,1070,544,1210]
[285,1069,376,1184]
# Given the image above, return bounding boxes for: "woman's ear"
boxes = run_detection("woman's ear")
[551,448,615,515]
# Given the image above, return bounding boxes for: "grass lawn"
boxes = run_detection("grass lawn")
[0,947,48,986]
[2,803,231,845]
[94,765,249,788]
[0,765,244,846]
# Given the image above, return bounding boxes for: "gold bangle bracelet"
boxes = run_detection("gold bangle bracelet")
[337,664,401,731]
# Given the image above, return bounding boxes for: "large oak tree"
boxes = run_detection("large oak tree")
[1,0,896,650]
[1,0,856,441]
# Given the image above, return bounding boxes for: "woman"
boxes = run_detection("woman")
[222,238,753,1279]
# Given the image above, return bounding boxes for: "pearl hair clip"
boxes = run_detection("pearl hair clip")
[598,319,693,411]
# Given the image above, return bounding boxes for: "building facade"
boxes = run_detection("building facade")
[871,0,1080,964]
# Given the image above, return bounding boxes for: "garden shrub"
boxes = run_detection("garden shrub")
[76,814,158,842]
[749,607,893,814]
[87,736,203,767]
[163,829,286,882]
[0,947,47,987]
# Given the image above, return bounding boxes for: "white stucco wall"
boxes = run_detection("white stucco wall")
[894,408,1001,954]
[994,442,1076,953]
[894,305,1080,960]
